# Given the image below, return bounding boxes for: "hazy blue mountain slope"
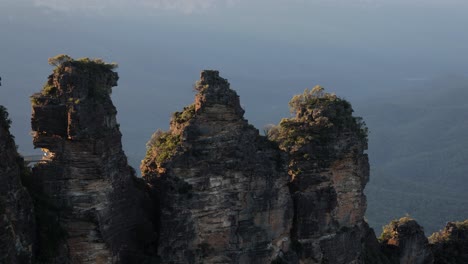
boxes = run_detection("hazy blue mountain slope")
[361,79,468,234]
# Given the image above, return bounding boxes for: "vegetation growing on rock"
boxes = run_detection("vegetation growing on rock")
[429,220,468,264]
[48,54,118,71]
[31,54,118,105]
[142,130,181,172]
[429,220,468,243]
[172,104,196,124]
[379,216,414,242]
[0,105,12,129]
[267,85,368,152]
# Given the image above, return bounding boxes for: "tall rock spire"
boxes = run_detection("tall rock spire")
[142,70,293,263]
[268,86,372,263]
[30,56,156,263]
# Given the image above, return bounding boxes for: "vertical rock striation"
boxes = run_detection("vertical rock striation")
[0,106,35,264]
[30,57,156,263]
[141,70,293,263]
[380,217,434,264]
[268,87,372,263]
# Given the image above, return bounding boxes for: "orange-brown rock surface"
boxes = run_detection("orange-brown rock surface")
[142,70,293,263]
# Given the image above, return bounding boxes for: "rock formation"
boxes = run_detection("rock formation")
[1,60,467,263]
[380,217,434,264]
[30,56,157,263]
[0,106,35,264]
[430,220,468,264]
[141,70,293,263]
[268,86,372,263]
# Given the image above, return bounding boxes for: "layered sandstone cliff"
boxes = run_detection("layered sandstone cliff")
[268,86,373,263]
[1,61,466,264]
[0,106,35,264]
[141,70,293,263]
[30,57,156,263]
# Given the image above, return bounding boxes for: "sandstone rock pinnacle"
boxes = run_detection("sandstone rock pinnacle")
[142,70,293,263]
[30,57,156,263]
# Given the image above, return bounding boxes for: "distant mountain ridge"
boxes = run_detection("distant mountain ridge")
[361,75,468,234]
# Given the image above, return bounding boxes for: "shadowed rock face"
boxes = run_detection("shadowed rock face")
[0,106,35,264]
[268,88,372,263]
[381,218,434,264]
[290,132,370,263]
[30,60,156,263]
[142,70,293,263]
[430,221,468,264]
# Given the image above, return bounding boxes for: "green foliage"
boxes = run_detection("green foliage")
[379,216,413,242]
[48,54,117,70]
[71,57,118,71]
[429,220,468,244]
[0,105,12,129]
[267,86,368,152]
[32,54,120,105]
[172,104,196,124]
[288,85,329,114]
[454,220,468,230]
[144,130,181,166]
[47,54,72,67]
[41,84,58,96]
[429,220,468,264]
[30,96,40,106]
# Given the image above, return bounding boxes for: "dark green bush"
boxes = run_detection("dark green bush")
[0,105,12,129]
[144,130,181,166]
[267,86,368,151]
[172,104,196,124]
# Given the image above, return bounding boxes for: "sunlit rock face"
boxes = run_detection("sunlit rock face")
[0,106,35,264]
[30,59,157,263]
[142,70,293,264]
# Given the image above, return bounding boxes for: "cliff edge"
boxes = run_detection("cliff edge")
[29,55,156,263]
